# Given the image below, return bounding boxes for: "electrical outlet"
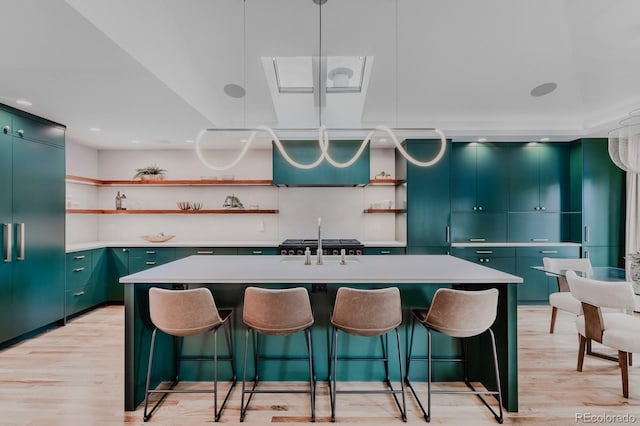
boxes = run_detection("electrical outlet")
[311,283,327,293]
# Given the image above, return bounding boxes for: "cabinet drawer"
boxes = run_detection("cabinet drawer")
[237,247,278,255]
[175,247,237,258]
[451,247,515,258]
[129,257,174,273]
[128,248,176,260]
[66,255,92,291]
[66,284,100,316]
[68,250,92,265]
[365,247,405,255]
[515,246,580,258]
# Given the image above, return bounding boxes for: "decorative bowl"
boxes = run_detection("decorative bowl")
[177,201,191,210]
[142,234,175,243]
[190,202,203,210]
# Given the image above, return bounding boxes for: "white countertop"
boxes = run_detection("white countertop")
[120,254,523,285]
[66,240,407,253]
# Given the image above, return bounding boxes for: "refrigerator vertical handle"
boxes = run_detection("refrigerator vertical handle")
[2,223,11,263]
[584,226,590,243]
[16,223,25,261]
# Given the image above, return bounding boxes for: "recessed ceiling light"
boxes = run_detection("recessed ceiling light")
[90,127,101,132]
[240,138,248,143]
[131,140,141,144]
[223,83,246,98]
[16,99,32,106]
[540,137,550,142]
[477,137,487,142]
[530,82,558,97]
[185,139,194,144]
[378,138,387,143]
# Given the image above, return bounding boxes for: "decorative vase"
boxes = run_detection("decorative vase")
[627,252,640,294]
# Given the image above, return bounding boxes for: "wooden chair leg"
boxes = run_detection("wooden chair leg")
[577,334,587,372]
[549,307,558,334]
[619,351,629,398]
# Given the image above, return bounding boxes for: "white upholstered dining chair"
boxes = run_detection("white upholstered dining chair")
[566,270,640,398]
[542,257,591,333]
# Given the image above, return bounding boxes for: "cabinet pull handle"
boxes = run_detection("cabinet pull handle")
[478,206,483,211]
[469,238,486,242]
[252,250,262,254]
[584,226,590,242]
[380,250,391,254]
[74,255,86,260]
[16,223,25,260]
[476,250,493,254]
[479,258,484,263]
[541,206,546,211]
[472,206,477,211]
[3,223,12,263]
[485,258,490,263]
[2,125,10,134]
[17,129,24,137]
[540,250,558,254]
[145,250,156,254]
[146,261,156,265]
[445,226,450,243]
[197,250,214,254]
[531,238,549,242]
[73,267,85,272]
[73,291,85,297]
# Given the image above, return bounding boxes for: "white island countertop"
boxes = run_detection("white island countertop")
[120,254,523,285]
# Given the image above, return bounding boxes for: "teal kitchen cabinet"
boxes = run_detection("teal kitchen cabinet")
[515,246,580,304]
[450,212,507,243]
[451,143,508,212]
[451,247,516,276]
[237,247,278,255]
[0,110,14,343]
[364,247,405,255]
[175,247,237,258]
[12,113,65,148]
[0,104,65,344]
[128,248,176,273]
[107,248,129,302]
[508,143,570,212]
[580,139,625,267]
[65,249,106,318]
[406,140,451,250]
[273,140,369,186]
[507,212,567,243]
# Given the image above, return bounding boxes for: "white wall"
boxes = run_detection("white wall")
[65,144,405,244]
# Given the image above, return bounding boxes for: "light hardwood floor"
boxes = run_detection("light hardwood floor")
[0,305,637,425]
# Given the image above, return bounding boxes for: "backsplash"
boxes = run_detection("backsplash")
[65,142,403,245]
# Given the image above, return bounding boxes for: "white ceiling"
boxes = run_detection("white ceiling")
[0,0,639,150]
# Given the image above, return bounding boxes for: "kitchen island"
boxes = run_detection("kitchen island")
[120,254,522,412]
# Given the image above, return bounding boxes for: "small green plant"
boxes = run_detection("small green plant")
[133,164,166,179]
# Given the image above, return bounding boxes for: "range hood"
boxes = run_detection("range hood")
[272,140,370,187]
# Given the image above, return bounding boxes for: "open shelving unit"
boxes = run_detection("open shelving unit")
[65,175,273,186]
[66,209,278,215]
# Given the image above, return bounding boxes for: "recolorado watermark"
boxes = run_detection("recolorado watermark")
[576,412,637,423]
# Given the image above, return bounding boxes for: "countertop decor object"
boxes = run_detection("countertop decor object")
[177,201,191,210]
[133,164,167,180]
[141,234,175,243]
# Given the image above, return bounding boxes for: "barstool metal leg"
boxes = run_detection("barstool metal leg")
[427,328,432,422]
[240,328,250,422]
[305,328,316,422]
[330,326,338,422]
[489,329,504,424]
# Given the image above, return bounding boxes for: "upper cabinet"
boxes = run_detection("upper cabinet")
[272,140,370,186]
[508,143,571,212]
[406,139,451,248]
[451,143,507,212]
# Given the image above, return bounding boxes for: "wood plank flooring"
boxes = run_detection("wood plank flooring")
[0,305,638,425]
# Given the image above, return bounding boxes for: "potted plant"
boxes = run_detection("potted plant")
[133,164,167,181]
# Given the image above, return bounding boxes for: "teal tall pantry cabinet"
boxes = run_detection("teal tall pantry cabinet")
[0,104,65,344]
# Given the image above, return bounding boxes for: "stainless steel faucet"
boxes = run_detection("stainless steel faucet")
[317,217,323,265]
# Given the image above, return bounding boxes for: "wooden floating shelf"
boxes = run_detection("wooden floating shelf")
[67,209,279,215]
[363,209,406,214]
[369,179,405,186]
[65,175,273,186]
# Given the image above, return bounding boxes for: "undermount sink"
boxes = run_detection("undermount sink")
[279,256,360,264]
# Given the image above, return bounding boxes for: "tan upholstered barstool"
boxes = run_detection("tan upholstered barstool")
[143,287,236,422]
[405,288,503,423]
[240,287,316,422]
[329,287,407,422]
